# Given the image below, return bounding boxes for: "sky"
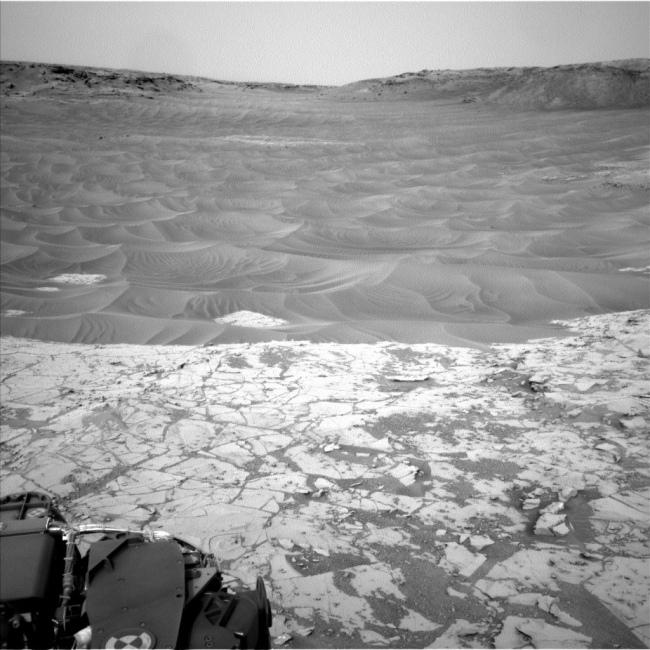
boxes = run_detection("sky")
[1,2,648,86]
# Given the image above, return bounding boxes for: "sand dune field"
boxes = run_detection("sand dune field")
[1,61,649,346]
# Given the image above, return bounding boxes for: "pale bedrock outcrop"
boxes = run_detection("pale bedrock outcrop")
[1,310,648,648]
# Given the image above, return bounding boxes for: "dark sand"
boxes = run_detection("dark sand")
[1,61,649,346]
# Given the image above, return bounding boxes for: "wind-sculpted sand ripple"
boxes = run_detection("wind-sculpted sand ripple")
[123,245,291,291]
[1,88,648,345]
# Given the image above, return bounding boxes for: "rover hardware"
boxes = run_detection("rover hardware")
[0,492,272,649]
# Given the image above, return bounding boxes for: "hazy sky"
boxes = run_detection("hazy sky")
[1,2,648,86]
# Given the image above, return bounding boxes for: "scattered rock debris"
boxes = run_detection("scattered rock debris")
[1,310,648,648]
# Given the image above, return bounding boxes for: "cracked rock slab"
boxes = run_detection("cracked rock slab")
[1,310,649,648]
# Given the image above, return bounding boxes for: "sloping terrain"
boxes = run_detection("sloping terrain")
[486,60,650,109]
[0,60,205,97]
[2,59,649,108]
[329,59,650,109]
[0,60,326,98]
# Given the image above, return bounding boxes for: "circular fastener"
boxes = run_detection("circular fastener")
[140,623,147,628]
[105,629,155,649]
[26,507,48,518]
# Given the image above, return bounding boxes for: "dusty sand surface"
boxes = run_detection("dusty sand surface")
[1,310,648,648]
[1,61,649,347]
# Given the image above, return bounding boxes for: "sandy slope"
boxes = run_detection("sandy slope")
[1,61,649,346]
[332,59,650,108]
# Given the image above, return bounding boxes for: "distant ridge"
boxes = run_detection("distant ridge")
[334,59,650,109]
[1,59,648,108]
[483,60,650,109]
[0,61,329,98]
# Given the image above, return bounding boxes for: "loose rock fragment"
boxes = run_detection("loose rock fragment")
[274,633,293,645]
[558,488,578,502]
[359,629,389,645]
[549,603,583,627]
[428,619,489,649]
[312,547,330,557]
[441,543,487,577]
[398,609,442,632]
[278,538,295,550]
[540,501,564,515]
[551,522,570,536]
[447,586,468,599]
[620,416,647,430]
[494,616,591,649]
[387,374,430,382]
[388,462,420,486]
[534,513,568,536]
[469,535,495,550]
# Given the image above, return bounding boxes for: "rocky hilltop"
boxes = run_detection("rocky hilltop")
[0,60,327,99]
[0,61,209,97]
[2,59,648,109]
[333,59,650,108]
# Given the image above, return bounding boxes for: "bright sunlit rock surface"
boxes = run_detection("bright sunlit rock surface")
[2,310,648,648]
